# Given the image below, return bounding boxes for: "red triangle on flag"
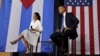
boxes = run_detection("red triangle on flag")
[20,0,35,9]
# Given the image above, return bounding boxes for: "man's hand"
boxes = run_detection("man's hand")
[65,27,71,31]
[56,29,60,32]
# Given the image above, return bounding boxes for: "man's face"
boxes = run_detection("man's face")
[58,6,65,14]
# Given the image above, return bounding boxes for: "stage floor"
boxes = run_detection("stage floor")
[12,52,100,56]
[0,52,100,56]
[0,52,11,56]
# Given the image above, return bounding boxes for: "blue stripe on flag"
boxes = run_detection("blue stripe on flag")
[17,5,32,52]
[41,0,54,52]
[0,0,12,52]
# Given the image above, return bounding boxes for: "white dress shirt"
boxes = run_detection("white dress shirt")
[63,12,67,28]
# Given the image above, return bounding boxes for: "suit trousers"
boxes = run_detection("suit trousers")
[50,30,70,52]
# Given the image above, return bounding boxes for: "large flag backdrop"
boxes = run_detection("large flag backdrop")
[0,0,100,55]
[0,0,54,52]
[64,0,100,55]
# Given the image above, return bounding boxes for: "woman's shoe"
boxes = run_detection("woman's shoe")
[26,48,30,54]
[10,41,17,45]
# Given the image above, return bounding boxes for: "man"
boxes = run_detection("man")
[50,6,79,55]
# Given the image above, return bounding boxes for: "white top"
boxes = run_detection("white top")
[63,12,67,28]
[21,20,43,47]
[29,20,43,33]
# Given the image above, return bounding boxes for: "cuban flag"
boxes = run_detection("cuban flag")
[0,0,54,52]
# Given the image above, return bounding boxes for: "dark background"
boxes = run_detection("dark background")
[54,0,64,31]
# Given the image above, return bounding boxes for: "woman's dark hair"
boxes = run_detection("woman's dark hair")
[34,12,41,21]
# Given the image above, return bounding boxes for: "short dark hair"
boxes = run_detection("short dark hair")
[34,12,41,21]
[58,5,65,8]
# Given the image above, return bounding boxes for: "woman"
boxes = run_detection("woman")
[10,12,43,54]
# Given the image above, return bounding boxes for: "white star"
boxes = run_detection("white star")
[77,3,79,5]
[82,3,84,5]
[70,0,72,2]
[67,2,69,5]
[74,0,76,2]
[87,3,90,5]
[72,3,74,5]
[85,0,87,2]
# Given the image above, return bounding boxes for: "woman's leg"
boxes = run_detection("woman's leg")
[22,37,30,54]
[10,34,24,44]
[11,35,30,54]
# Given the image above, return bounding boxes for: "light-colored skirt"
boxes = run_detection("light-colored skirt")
[21,29,40,46]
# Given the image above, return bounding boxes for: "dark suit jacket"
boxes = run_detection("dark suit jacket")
[57,12,79,39]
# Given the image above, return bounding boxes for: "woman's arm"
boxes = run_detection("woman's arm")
[31,21,43,32]
[38,21,43,32]
[31,29,40,32]
[29,21,33,30]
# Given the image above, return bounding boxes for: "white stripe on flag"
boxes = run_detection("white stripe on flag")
[5,0,22,52]
[31,0,44,22]
[67,6,72,54]
[84,6,90,54]
[0,0,2,8]
[31,0,44,52]
[76,7,81,54]
[67,6,72,13]
[93,0,100,54]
